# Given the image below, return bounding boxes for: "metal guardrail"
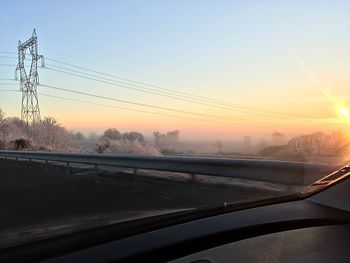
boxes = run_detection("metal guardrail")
[0,150,332,185]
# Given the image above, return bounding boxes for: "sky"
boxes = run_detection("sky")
[0,0,350,140]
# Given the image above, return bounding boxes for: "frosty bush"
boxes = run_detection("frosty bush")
[96,138,161,156]
[0,108,159,155]
[29,117,75,151]
[0,109,77,152]
[110,140,160,155]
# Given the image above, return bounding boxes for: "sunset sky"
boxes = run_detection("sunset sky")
[1,1,350,139]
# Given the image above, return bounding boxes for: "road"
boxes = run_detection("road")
[0,159,289,248]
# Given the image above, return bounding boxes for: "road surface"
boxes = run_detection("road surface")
[0,159,289,248]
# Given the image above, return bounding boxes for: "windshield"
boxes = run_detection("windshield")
[0,1,349,248]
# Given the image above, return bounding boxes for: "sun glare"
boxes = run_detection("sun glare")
[340,108,349,118]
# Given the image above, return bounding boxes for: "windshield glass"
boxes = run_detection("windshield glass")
[0,0,348,248]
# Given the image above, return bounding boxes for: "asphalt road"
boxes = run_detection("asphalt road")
[0,160,287,247]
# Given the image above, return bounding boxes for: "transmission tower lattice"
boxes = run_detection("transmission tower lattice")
[15,29,45,124]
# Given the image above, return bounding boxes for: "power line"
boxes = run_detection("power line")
[0,55,17,59]
[43,63,307,119]
[44,57,306,117]
[10,54,239,111]
[2,83,314,125]
[0,51,310,119]
[39,93,278,125]
[10,78,265,122]
[0,51,17,55]
[38,92,226,124]
[0,82,259,124]
[44,57,262,107]
[44,65,283,118]
[38,83,234,121]
[2,52,307,119]
[0,64,17,67]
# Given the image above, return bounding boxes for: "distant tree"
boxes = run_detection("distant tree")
[102,128,121,141]
[257,138,268,151]
[0,109,5,149]
[258,145,289,157]
[215,139,223,152]
[30,117,73,150]
[0,108,7,139]
[110,140,160,156]
[96,138,160,156]
[288,137,301,153]
[88,132,100,141]
[0,108,5,125]
[153,132,161,146]
[167,130,180,143]
[331,130,349,154]
[310,132,329,155]
[0,110,78,152]
[243,136,251,155]
[122,131,145,143]
[299,135,314,154]
[153,130,180,150]
[5,117,27,141]
[271,131,287,146]
[73,132,86,141]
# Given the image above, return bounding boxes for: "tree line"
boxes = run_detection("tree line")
[258,131,349,158]
[0,108,181,155]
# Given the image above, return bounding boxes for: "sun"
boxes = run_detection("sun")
[340,108,349,117]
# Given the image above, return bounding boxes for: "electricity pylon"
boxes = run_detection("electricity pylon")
[15,29,45,124]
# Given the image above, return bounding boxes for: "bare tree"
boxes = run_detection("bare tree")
[88,132,100,141]
[0,109,5,126]
[331,130,349,154]
[122,131,145,143]
[215,139,223,152]
[256,138,268,151]
[102,128,121,141]
[271,131,286,146]
[96,138,160,156]
[243,136,251,155]
[299,135,314,154]
[153,130,180,150]
[288,137,301,153]
[0,109,7,140]
[72,132,86,141]
[30,117,73,151]
[310,132,329,155]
